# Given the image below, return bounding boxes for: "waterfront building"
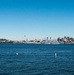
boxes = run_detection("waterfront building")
[51,39,59,44]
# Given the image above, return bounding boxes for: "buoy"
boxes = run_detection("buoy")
[16,53,18,55]
[54,53,57,57]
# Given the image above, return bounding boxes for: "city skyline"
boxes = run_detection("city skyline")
[0,0,74,40]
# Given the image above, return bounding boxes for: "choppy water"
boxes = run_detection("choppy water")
[0,44,74,75]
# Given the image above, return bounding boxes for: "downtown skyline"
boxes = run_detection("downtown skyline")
[0,0,74,40]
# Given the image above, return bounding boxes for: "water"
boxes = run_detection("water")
[0,44,74,75]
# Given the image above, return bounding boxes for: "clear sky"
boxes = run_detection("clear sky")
[0,0,74,40]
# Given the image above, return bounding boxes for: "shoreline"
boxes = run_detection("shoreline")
[0,42,74,45]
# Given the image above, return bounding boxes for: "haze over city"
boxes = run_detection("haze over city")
[0,0,74,40]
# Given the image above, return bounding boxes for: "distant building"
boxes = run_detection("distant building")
[41,37,49,44]
[51,39,59,44]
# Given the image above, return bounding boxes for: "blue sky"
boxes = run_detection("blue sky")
[0,0,74,40]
